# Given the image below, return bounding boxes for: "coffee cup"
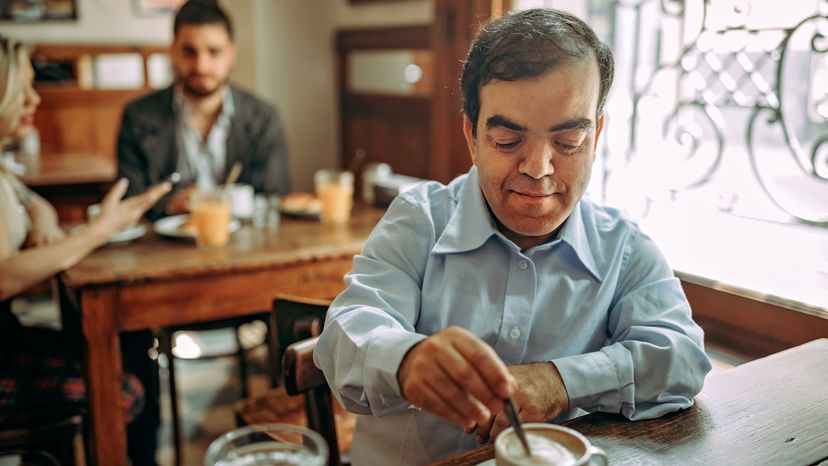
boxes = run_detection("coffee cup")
[495,424,607,466]
[227,183,254,219]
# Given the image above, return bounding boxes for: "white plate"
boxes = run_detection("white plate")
[108,224,146,243]
[153,214,241,239]
[71,224,146,244]
[475,459,495,466]
[279,205,321,219]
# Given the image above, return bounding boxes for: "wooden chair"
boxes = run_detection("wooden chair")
[0,415,86,466]
[283,336,354,466]
[234,295,355,466]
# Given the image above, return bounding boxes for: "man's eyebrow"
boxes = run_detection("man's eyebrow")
[485,115,526,132]
[549,118,593,133]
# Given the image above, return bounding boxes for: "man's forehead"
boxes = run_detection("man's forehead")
[477,61,601,127]
[174,24,232,45]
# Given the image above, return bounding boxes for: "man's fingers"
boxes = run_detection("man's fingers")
[414,381,474,429]
[448,327,516,398]
[476,412,496,443]
[436,344,500,417]
[430,365,491,425]
[486,411,512,444]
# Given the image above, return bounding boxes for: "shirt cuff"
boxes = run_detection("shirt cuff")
[364,329,428,413]
[552,345,633,413]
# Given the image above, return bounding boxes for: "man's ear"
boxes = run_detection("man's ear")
[463,115,478,163]
[229,43,238,66]
[593,113,605,151]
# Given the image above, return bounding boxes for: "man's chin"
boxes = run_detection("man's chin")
[182,82,222,98]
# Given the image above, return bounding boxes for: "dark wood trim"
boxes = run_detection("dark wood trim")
[342,93,430,118]
[336,25,431,52]
[682,280,828,359]
[32,43,167,60]
[430,0,505,183]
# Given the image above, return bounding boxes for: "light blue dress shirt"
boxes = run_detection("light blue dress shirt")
[315,166,711,465]
[173,85,235,190]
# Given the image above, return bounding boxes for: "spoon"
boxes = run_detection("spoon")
[224,161,243,187]
[503,397,532,458]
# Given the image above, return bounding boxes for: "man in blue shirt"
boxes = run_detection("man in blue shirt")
[315,8,711,465]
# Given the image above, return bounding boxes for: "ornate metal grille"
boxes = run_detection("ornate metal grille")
[592,0,828,224]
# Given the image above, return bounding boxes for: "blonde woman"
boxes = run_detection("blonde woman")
[0,35,170,459]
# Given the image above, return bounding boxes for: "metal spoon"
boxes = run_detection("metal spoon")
[503,397,532,457]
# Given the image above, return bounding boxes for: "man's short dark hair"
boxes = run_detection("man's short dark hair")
[174,0,234,40]
[461,8,614,136]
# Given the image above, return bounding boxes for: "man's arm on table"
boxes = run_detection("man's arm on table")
[477,229,712,442]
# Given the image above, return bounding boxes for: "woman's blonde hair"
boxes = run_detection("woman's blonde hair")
[0,36,29,117]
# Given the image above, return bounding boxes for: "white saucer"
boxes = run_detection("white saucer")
[71,224,146,244]
[108,224,146,243]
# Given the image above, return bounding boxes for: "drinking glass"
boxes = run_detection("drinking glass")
[252,194,281,230]
[204,424,328,466]
[190,189,232,247]
[314,169,354,224]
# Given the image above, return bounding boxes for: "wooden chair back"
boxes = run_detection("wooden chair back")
[284,336,348,466]
[268,294,330,386]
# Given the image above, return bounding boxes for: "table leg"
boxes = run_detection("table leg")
[81,287,127,466]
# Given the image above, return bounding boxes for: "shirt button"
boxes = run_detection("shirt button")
[518,260,528,270]
[510,327,521,339]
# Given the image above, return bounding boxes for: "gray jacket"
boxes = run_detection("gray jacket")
[117,84,290,220]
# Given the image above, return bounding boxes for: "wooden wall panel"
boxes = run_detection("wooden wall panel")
[682,280,828,359]
[35,88,148,160]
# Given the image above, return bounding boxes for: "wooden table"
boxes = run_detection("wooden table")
[21,151,116,221]
[432,338,828,466]
[58,208,385,466]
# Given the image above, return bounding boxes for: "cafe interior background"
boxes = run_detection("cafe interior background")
[2,0,826,464]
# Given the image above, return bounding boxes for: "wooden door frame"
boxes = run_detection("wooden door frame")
[429,0,508,183]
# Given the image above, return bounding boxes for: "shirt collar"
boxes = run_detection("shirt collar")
[554,200,604,281]
[173,84,235,121]
[432,167,604,281]
[432,166,500,254]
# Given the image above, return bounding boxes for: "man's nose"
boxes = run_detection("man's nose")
[194,53,210,73]
[519,141,554,179]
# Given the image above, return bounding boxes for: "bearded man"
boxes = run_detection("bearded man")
[117,0,290,220]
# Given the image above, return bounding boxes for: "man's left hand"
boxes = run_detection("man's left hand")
[471,362,570,444]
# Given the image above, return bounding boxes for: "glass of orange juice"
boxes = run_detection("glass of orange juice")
[190,189,232,247]
[314,169,354,224]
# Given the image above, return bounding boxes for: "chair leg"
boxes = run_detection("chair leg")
[158,330,182,466]
[234,325,250,399]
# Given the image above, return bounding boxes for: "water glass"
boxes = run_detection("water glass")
[204,424,328,466]
[252,194,281,230]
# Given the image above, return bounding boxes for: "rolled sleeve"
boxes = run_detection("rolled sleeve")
[364,329,427,412]
[553,344,634,415]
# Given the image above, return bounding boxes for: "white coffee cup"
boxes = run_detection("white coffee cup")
[227,183,254,219]
[495,424,607,466]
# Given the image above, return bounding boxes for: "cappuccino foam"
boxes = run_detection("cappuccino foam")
[503,432,577,466]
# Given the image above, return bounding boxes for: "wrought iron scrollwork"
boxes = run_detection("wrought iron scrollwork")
[605,0,828,224]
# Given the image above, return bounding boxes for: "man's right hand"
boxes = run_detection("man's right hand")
[397,326,516,430]
[165,186,194,215]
